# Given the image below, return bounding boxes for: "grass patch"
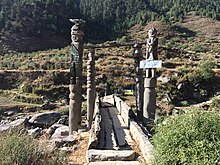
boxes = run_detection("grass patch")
[0,130,67,165]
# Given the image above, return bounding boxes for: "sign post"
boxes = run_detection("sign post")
[143,27,160,125]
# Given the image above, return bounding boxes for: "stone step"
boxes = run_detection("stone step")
[88,161,141,165]
[86,149,136,162]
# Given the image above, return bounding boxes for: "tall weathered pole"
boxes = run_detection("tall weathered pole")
[87,48,96,129]
[143,27,158,123]
[69,19,85,134]
[133,44,144,121]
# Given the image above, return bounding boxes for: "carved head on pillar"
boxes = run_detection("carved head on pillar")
[69,19,85,43]
[69,19,85,84]
[148,27,157,39]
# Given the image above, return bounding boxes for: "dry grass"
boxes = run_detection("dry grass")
[68,131,90,164]
[177,15,220,39]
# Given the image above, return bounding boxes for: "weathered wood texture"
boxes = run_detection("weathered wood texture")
[88,97,101,149]
[108,106,126,146]
[69,19,85,133]
[103,95,155,164]
[87,49,96,129]
[88,95,155,164]
[133,44,144,121]
[114,95,130,128]
[99,107,117,150]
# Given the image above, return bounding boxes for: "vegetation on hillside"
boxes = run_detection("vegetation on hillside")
[0,0,79,36]
[81,0,220,38]
[0,0,219,42]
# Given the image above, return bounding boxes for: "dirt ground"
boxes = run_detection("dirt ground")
[68,131,90,164]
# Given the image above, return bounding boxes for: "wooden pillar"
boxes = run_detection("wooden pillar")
[87,48,96,129]
[133,44,144,121]
[69,19,85,134]
[143,27,158,124]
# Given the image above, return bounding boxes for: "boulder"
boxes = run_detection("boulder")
[51,125,69,139]
[57,115,68,125]
[28,127,42,138]
[3,107,23,117]
[50,134,78,148]
[46,123,65,136]
[0,118,26,132]
[28,112,61,127]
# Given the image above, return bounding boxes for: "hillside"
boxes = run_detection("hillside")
[0,0,219,53]
[0,15,220,107]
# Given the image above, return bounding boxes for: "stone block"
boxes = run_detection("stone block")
[86,149,136,162]
[130,121,155,165]
[88,161,140,165]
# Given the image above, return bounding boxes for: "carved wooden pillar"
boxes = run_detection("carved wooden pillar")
[133,44,144,121]
[69,19,85,134]
[87,48,96,129]
[143,27,158,123]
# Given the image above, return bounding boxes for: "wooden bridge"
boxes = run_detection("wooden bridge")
[86,95,154,165]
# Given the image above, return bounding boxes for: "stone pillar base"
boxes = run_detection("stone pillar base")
[143,78,157,125]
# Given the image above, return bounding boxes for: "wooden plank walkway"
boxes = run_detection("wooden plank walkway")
[87,95,153,164]
[96,102,131,150]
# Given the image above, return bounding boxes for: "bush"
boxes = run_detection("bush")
[191,45,209,53]
[0,131,67,165]
[152,111,220,165]
[20,81,33,93]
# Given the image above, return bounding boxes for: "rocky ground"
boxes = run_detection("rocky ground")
[0,102,90,164]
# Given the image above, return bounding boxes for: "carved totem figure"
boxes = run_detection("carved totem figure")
[87,49,96,129]
[146,27,158,78]
[133,44,144,121]
[69,19,85,134]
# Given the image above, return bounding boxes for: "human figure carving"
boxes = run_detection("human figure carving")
[69,19,85,134]
[146,27,158,78]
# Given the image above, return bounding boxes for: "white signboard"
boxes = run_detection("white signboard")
[140,60,162,69]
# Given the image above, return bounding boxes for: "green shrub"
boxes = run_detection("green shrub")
[191,45,209,53]
[152,111,220,165]
[199,60,215,81]
[0,131,67,165]
[20,81,33,93]
[188,60,215,84]
[209,97,220,111]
